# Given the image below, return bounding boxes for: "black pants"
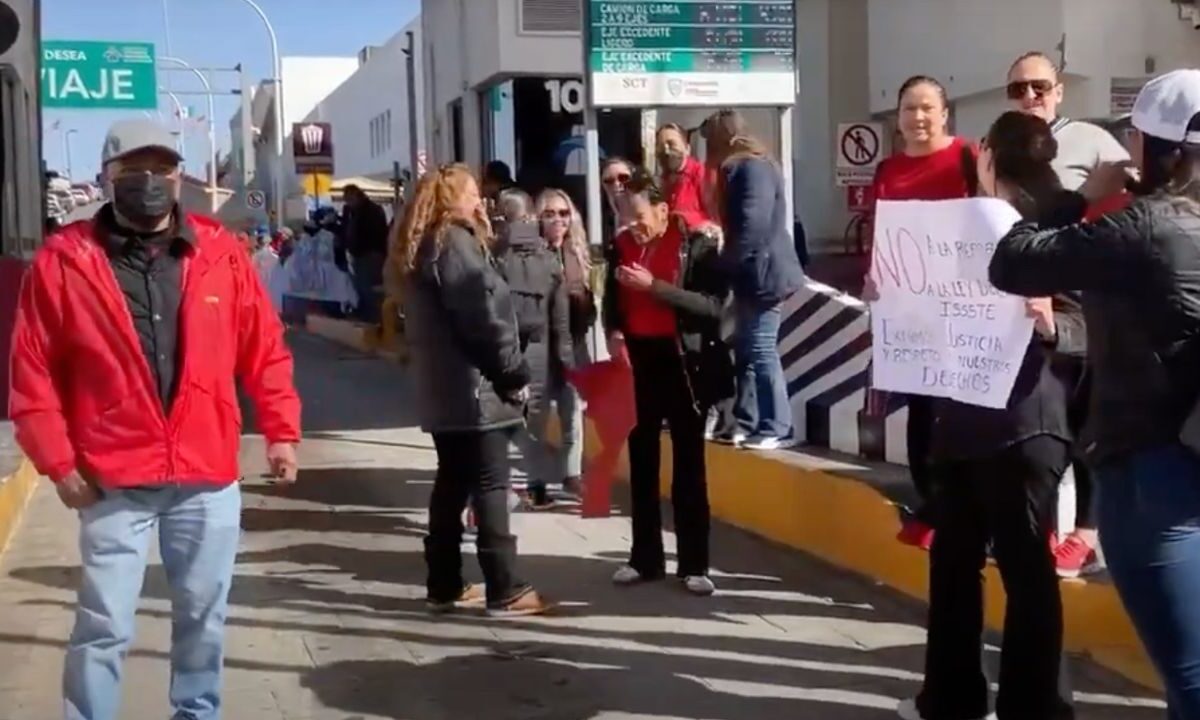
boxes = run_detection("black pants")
[906,394,936,521]
[919,435,1074,720]
[426,428,528,605]
[626,337,710,578]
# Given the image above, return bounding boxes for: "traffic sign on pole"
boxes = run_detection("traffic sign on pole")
[41,40,158,109]
[836,122,883,187]
[586,1,796,107]
[246,189,266,210]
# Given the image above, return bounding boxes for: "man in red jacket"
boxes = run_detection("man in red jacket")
[8,119,301,720]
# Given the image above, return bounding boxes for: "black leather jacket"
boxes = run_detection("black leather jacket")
[603,226,734,408]
[990,195,1200,464]
[405,222,530,434]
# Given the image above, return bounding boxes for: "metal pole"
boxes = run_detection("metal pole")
[239,64,254,189]
[63,129,76,180]
[404,30,419,198]
[580,0,605,360]
[160,56,218,211]
[781,106,794,238]
[160,0,174,92]
[160,89,187,163]
[234,0,285,230]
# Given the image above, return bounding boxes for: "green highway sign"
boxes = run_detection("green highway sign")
[41,40,158,110]
[586,1,796,107]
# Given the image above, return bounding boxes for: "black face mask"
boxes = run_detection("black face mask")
[112,174,176,226]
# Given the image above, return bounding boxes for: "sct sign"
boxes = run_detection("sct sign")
[41,40,157,110]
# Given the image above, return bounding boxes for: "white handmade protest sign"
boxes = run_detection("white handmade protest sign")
[869,198,1033,409]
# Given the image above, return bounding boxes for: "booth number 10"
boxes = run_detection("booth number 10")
[544,79,586,115]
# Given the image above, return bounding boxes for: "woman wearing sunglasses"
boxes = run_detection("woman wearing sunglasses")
[530,188,596,505]
[601,157,638,245]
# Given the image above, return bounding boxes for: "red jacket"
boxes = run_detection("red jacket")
[8,213,301,488]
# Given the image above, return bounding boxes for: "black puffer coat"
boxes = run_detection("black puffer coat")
[990,195,1200,464]
[405,222,531,434]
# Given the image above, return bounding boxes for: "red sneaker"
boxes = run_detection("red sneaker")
[897,518,935,551]
[1054,534,1096,579]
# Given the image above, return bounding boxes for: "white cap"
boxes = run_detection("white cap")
[1131,69,1200,145]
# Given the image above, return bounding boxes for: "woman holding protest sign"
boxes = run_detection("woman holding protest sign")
[864,75,978,551]
[894,111,1087,720]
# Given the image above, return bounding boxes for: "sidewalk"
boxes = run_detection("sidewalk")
[0,333,1166,719]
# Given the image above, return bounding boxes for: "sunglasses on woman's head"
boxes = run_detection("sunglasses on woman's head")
[603,172,631,187]
[1006,79,1057,100]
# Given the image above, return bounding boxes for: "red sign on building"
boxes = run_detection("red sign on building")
[847,184,875,213]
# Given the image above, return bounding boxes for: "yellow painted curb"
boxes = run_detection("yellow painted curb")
[0,459,39,557]
[577,420,1158,691]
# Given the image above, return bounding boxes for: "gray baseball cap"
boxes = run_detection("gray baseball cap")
[101,118,183,166]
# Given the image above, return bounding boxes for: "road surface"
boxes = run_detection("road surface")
[0,332,1166,719]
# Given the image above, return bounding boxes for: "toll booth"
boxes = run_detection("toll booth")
[0,0,44,417]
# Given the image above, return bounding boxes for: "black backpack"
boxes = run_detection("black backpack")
[495,245,559,347]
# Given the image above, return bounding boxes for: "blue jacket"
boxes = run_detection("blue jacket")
[720,156,805,306]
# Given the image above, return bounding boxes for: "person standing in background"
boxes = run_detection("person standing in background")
[703,109,805,451]
[9,119,301,720]
[491,188,574,510]
[341,184,390,324]
[657,123,714,221]
[536,188,596,500]
[864,76,977,552]
[1006,50,1132,578]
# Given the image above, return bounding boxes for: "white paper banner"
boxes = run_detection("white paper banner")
[869,198,1033,409]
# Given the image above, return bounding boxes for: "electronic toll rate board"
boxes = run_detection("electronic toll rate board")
[587,1,796,107]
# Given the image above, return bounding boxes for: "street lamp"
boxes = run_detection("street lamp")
[160,55,218,211]
[232,0,285,230]
[63,128,77,180]
[159,88,187,162]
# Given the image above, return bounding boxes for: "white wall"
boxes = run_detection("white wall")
[301,19,426,182]
[275,57,359,200]
[867,0,1068,116]
[422,0,582,166]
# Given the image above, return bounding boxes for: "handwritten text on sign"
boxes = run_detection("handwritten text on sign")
[869,198,1032,409]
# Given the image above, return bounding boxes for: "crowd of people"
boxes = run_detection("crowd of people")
[392,106,803,612]
[8,43,1200,720]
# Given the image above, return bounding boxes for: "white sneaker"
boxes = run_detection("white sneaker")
[612,565,643,585]
[712,432,747,447]
[683,575,715,596]
[896,698,995,720]
[742,435,798,451]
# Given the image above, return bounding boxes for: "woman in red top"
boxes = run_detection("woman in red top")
[657,123,715,221]
[865,75,976,552]
[603,169,732,596]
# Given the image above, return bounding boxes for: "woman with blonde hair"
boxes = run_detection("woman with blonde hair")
[391,163,550,617]
[533,188,597,502]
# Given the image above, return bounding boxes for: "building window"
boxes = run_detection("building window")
[519,0,580,34]
[385,109,392,152]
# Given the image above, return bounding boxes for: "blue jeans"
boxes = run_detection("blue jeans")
[733,301,792,439]
[519,380,584,489]
[1097,444,1200,719]
[64,483,242,720]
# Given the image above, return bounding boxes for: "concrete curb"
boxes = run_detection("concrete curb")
[579,422,1157,692]
[0,459,39,557]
